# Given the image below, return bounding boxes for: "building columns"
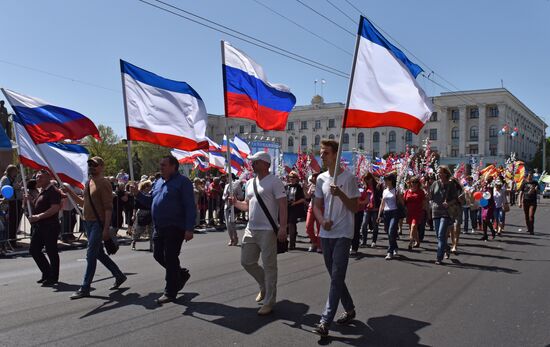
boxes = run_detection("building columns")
[458,106,467,156]
[497,104,508,156]
[478,104,487,157]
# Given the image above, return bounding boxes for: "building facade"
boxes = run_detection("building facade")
[207,88,547,165]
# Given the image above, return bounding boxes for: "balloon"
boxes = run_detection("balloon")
[479,198,489,207]
[482,191,491,200]
[473,191,482,201]
[511,131,518,137]
[514,127,518,132]
[1,185,14,199]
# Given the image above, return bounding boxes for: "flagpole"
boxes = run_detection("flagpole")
[120,60,135,182]
[327,17,363,220]
[221,40,235,223]
[3,107,33,215]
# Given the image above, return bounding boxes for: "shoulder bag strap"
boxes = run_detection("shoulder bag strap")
[86,181,103,226]
[252,178,278,235]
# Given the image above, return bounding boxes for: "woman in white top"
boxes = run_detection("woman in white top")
[493,180,508,235]
[377,173,404,260]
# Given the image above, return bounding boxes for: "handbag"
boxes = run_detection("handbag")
[503,202,510,213]
[86,182,119,255]
[252,178,288,254]
[396,189,406,220]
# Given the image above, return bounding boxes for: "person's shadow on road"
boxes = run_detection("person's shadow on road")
[180,295,310,335]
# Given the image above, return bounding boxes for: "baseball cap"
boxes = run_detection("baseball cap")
[87,156,104,166]
[248,151,271,164]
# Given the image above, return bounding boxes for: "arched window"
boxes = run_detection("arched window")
[388,130,396,152]
[343,133,349,144]
[314,135,321,146]
[301,135,307,147]
[470,126,479,141]
[357,132,364,144]
[288,137,294,147]
[451,127,459,140]
[373,132,380,143]
[405,131,413,144]
[329,134,335,140]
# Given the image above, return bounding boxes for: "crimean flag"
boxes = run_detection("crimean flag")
[121,60,208,151]
[2,88,100,144]
[222,41,296,131]
[343,17,433,134]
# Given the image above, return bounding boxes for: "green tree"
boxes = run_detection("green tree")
[82,124,124,176]
[529,137,550,172]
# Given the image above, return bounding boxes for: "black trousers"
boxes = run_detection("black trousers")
[62,210,77,237]
[153,227,185,297]
[7,200,23,246]
[351,211,364,251]
[29,222,60,281]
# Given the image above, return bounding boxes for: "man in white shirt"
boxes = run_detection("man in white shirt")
[312,139,360,337]
[228,152,287,316]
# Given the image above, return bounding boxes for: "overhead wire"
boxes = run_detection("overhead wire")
[293,0,355,37]
[324,0,357,24]
[250,0,353,56]
[139,0,350,78]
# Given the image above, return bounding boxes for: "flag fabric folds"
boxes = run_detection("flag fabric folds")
[3,89,100,144]
[15,122,88,189]
[171,148,208,164]
[233,135,251,158]
[222,42,296,131]
[121,60,208,151]
[344,17,433,134]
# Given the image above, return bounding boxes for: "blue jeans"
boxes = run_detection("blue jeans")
[462,207,478,232]
[494,207,505,224]
[383,210,399,254]
[82,221,123,291]
[360,210,379,243]
[433,217,451,261]
[320,237,355,325]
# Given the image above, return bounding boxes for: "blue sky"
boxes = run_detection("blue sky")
[1,0,549,136]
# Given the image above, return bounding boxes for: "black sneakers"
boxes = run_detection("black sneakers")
[110,274,127,290]
[178,268,191,292]
[312,323,329,337]
[336,310,356,325]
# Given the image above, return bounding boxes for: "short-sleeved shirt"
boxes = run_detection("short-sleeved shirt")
[382,188,398,211]
[33,185,61,224]
[404,189,425,219]
[245,174,286,231]
[315,170,360,239]
[430,180,458,219]
[83,177,114,223]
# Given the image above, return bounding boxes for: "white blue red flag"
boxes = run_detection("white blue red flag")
[121,60,208,151]
[171,148,208,164]
[2,89,100,144]
[222,41,296,131]
[344,17,433,134]
[14,122,88,189]
[232,135,250,158]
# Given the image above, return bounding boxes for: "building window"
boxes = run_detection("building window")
[239,125,245,134]
[490,144,497,156]
[429,129,437,141]
[451,127,459,140]
[388,130,396,152]
[430,112,438,122]
[451,148,459,157]
[342,133,349,151]
[314,120,321,129]
[314,135,320,147]
[251,125,257,133]
[287,122,294,131]
[405,131,413,144]
[328,134,335,140]
[469,144,478,154]
[489,106,499,117]
[469,107,479,119]
[301,135,307,147]
[451,109,459,121]
[300,121,308,130]
[357,132,364,144]
[328,119,335,128]
[288,137,294,148]
[470,126,479,141]
[489,125,497,138]
[373,132,380,143]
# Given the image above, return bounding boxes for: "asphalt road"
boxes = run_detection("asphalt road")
[1,202,550,347]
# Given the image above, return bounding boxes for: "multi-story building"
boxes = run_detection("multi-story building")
[207,88,547,165]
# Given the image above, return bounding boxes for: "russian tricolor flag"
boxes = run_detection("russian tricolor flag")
[121,60,209,151]
[222,41,296,131]
[2,89,100,144]
[344,17,433,134]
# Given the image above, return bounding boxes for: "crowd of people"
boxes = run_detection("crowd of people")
[0,138,543,338]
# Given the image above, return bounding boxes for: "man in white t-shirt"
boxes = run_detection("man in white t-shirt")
[312,139,359,337]
[228,151,287,316]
